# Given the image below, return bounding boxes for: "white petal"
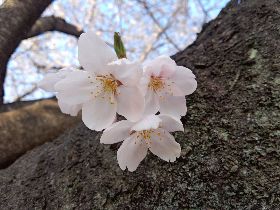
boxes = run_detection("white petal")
[55,70,91,91]
[117,86,144,122]
[56,89,92,105]
[55,71,98,105]
[100,120,133,144]
[57,100,82,116]
[158,80,184,97]
[82,94,117,131]
[139,76,149,96]
[38,73,60,92]
[132,114,161,131]
[159,96,187,119]
[170,66,197,95]
[143,89,160,116]
[107,59,142,86]
[78,32,117,74]
[38,68,75,92]
[143,55,176,78]
[117,134,148,172]
[159,114,184,132]
[149,128,181,162]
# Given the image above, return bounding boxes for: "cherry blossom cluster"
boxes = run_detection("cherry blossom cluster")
[39,32,197,172]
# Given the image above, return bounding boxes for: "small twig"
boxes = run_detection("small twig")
[137,0,181,51]
[138,0,182,60]
[197,0,208,24]
[14,86,37,102]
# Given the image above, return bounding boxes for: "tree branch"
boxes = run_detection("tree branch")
[0,98,80,168]
[0,0,53,105]
[139,2,182,61]
[137,0,181,52]
[26,15,84,39]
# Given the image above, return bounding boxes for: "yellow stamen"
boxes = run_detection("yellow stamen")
[95,75,122,95]
[148,76,164,92]
[132,129,157,147]
[139,130,152,140]
[89,75,122,105]
[98,77,118,93]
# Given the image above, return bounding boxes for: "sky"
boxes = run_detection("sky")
[2,0,229,103]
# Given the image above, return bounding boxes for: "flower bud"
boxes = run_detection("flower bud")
[114,32,127,59]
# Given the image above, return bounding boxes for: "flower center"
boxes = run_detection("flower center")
[132,129,162,147]
[96,75,121,94]
[135,130,153,146]
[148,76,164,92]
[138,130,153,140]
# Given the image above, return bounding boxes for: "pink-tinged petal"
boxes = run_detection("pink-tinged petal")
[58,100,82,116]
[116,86,144,122]
[55,71,100,105]
[170,66,197,95]
[132,114,161,131]
[143,55,176,78]
[117,134,148,172]
[82,94,117,131]
[149,128,181,162]
[107,59,142,86]
[78,32,117,74]
[159,115,184,132]
[159,96,187,118]
[100,120,134,144]
[144,89,160,116]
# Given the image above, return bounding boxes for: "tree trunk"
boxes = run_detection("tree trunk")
[0,0,280,209]
[0,0,53,104]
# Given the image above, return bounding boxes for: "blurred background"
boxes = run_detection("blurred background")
[1,0,229,103]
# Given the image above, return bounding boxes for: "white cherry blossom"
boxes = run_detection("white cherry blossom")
[38,68,82,116]
[140,55,197,118]
[38,67,75,92]
[54,32,145,131]
[100,114,183,172]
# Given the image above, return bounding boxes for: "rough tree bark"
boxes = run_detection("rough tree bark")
[0,0,84,168]
[0,0,280,209]
[0,99,81,168]
[0,0,52,104]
